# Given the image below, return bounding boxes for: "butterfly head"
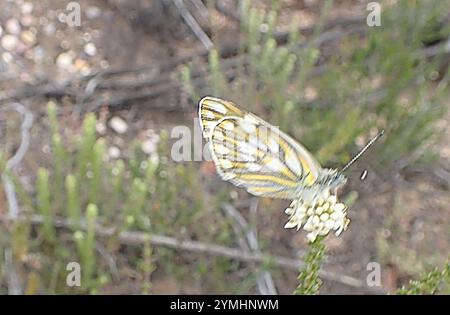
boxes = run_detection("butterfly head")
[297,169,347,206]
[316,169,347,193]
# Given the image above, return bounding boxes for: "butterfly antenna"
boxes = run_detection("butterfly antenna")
[340,130,385,174]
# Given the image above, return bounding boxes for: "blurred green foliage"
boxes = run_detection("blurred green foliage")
[0,103,241,294]
[182,0,450,168]
[397,261,450,294]
[180,0,450,294]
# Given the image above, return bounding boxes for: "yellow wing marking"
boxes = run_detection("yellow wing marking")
[277,136,316,185]
[199,96,244,138]
[237,174,298,187]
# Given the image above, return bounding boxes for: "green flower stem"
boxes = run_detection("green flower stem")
[294,236,327,295]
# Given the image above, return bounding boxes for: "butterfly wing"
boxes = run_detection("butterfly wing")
[199,96,244,138]
[199,96,323,199]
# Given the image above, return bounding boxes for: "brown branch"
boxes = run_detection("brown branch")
[0,213,386,294]
[0,14,367,106]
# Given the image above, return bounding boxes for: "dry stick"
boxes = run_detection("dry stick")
[83,26,365,111]
[0,213,386,294]
[172,0,214,50]
[100,22,365,92]
[0,103,33,219]
[221,203,277,295]
[188,0,210,25]
[0,14,366,105]
[82,19,448,108]
[51,26,450,112]
[0,103,33,295]
[89,14,365,79]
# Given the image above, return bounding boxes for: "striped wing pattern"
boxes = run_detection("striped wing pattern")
[199,96,243,139]
[199,96,323,199]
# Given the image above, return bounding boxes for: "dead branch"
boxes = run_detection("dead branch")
[172,0,214,50]
[0,213,386,294]
[221,203,277,295]
[0,102,33,295]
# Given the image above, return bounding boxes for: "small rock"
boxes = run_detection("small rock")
[15,41,29,54]
[43,22,55,36]
[32,46,45,61]
[74,58,91,76]
[21,2,34,15]
[96,122,106,135]
[56,52,73,69]
[87,6,101,19]
[108,146,121,159]
[6,18,21,34]
[20,15,34,27]
[109,117,128,134]
[1,35,19,51]
[141,130,160,154]
[84,42,97,56]
[20,30,36,46]
[142,139,157,154]
[2,52,13,63]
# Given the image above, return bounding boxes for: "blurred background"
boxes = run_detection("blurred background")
[0,0,449,294]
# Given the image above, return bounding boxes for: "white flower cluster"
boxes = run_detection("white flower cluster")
[284,190,350,243]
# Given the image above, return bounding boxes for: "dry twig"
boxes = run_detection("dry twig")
[221,203,277,295]
[172,0,214,50]
[0,102,33,295]
[0,213,386,294]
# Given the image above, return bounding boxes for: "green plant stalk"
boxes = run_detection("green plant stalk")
[294,236,327,295]
[109,159,125,219]
[180,65,199,102]
[76,113,97,183]
[89,139,106,205]
[125,178,147,228]
[65,174,81,228]
[209,49,226,97]
[139,240,156,294]
[51,133,67,209]
[36,168,55,242]
[47,102,67,210]
[47,101,59,136]
[397,261,450,295]
[84,204,98,291]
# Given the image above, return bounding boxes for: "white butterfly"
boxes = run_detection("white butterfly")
[198,96,354,242]
[199,96,348,198]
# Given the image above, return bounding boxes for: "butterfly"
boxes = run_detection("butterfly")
[198,96,347,202]
[199,96,383,241]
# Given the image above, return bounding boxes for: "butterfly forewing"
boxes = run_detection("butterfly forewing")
[199,96,244,139]
[199,96,323,199]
